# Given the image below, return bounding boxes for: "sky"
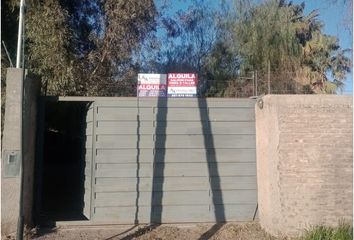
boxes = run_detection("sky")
[156,0,353,95]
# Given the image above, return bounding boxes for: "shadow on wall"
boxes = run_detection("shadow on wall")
[128,95,168,237]
[197,97,225,239]
[150,95,168,224]
[128,96,225,239]
[134,99,142,224]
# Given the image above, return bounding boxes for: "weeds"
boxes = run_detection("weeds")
[301,223,353,240]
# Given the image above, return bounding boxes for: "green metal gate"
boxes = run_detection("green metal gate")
[84,98,257,223]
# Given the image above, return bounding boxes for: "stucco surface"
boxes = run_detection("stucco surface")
[2,68,40,236]
[256,95,353,237]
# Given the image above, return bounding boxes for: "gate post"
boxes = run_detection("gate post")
[1,68,40,236]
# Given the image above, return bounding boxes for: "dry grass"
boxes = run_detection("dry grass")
[28,222,292,240]
[5,222,351,240]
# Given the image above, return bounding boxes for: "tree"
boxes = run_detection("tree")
[25,0,74,95]
[2,0,350,97]
[138,0,230,96]
[298,32,351,93]
[4,0,157,96]
[142,1,220,72]
[227,0,351,94]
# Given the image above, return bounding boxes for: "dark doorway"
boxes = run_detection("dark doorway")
[37,101,90,222]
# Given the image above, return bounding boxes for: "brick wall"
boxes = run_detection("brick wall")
[256,95,353,237]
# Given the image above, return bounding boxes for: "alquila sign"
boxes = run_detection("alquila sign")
[167,73,197,97]
[137,73,197,97]
[137,74,167,97]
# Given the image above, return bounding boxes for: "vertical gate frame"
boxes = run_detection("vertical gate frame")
[90,102,97,219]
[34,96,96,224]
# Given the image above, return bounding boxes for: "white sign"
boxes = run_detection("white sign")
[138,74,167,85]
[167,87,197,94]
[167,73,197,97]
[137,74,167,97]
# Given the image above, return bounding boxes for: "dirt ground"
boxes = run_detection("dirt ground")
[4,222,292,240]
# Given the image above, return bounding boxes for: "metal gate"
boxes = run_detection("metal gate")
[84,98,257,223]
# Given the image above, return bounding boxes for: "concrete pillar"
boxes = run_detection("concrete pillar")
[2,68,40,236]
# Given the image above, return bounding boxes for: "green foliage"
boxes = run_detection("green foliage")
[3,0,157,96]
[301,223,353,240]
[150,0,351,97]
[233,0,301,72]
[26,0,74,95]
[1,0,351,97]
[227,0,351,95]
[144,0,221,76]
[84,0,157,96]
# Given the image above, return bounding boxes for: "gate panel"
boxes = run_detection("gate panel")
[88,98,257,223]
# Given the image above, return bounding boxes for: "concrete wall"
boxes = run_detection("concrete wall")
[256,95,353,237]
[1,68,40,235]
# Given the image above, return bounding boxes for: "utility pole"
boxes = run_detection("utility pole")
[16,0,25,68]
